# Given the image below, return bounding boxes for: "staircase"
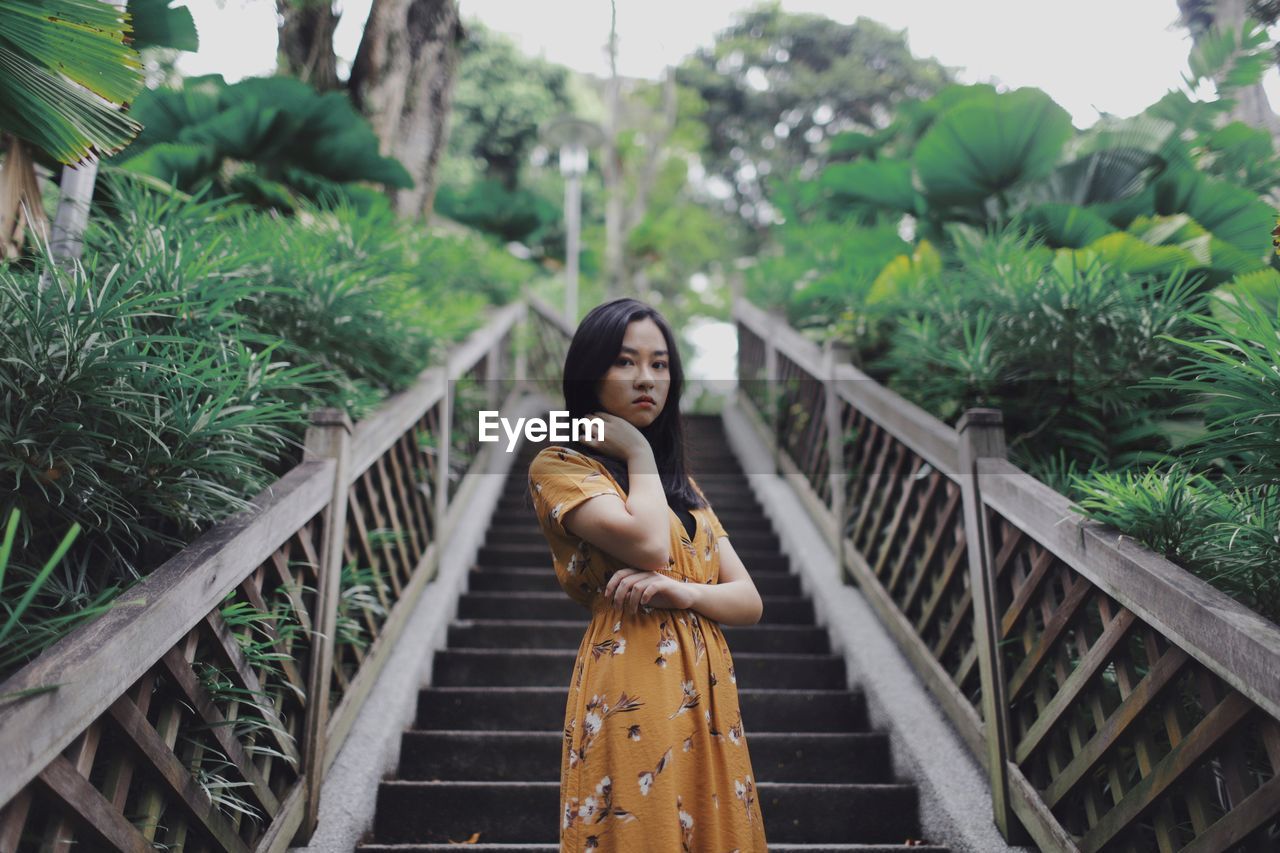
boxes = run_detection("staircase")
[356,413,948,852]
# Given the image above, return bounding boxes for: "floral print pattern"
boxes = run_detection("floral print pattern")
[528,445,769,851]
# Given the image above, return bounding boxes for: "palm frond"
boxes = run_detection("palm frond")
[0,0,144,163]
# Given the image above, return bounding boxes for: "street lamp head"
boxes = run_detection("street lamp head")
[559,142,588,177]
[539,115,604,178]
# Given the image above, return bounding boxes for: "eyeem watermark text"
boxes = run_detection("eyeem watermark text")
[478,410,604,452]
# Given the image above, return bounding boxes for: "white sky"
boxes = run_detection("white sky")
[179,0,1280,128]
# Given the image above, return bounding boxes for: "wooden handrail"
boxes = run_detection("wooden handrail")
[527,291,575,338]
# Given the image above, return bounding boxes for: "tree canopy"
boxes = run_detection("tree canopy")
[677,2,951,229]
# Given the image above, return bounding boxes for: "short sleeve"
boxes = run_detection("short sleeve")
[528,446,622,539]
[707,511,728,541]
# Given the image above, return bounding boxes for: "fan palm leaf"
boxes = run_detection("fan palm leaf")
[0,0,144,164]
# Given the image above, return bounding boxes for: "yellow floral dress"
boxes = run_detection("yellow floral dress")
[527,444,769,852]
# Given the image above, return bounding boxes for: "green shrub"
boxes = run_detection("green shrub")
[0,175,537,681]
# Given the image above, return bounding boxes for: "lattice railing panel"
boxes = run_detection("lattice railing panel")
[0,517,325,852]
[837,399,980,713]
[775,350,832,508]
[736,318,769,421]
[527,297,572,402]
[989,510,1280,853]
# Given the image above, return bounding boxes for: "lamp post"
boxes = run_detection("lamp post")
[539,116,604,327]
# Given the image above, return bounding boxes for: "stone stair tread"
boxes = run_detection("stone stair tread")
[416,686,870,733]
[446,618,832,653]
[395,729,892,783]
[371,780,923,844]
[360,840,952,845]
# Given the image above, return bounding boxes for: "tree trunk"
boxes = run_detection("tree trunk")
[276,1,341,91]
[1216,0,1280,133]
[1181,0,1280,135]
[348,0,464,219]
[0,135,50,260]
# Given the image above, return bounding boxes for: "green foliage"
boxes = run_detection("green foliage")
[745,210,908,332]
[0,0,144,163]
[446,20,575,188]
[111,74,411,212]
[1184,17,1273,92]
[1072,468,1280,623]
[677,2,952,227]
[127,0,199,52]
[870,227,1206,472]
[914,87,1074,208]
[0,509,117,689]
[434,178,562,246]
[0,176,536,679]
[1142,291,1280,491]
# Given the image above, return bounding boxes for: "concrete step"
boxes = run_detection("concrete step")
[431,648,847,690]
[445,619,831,654]
[455,590,814,624]
[482,526,782,551]
[466,566,803,597]
[395,730,891,783]
[497,491,765,511]
[370,780,923,844]
[360,840,952,845]
[476,544,792,571]
[416,687,869,733]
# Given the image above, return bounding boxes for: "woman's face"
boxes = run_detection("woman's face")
[596,317,671,428]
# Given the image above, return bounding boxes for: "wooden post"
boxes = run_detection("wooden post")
[298,408,352,842]
[763,314,780,476]
[436,371,454,551]
[822,340,845,569]
[485,343,501,413]
[956,408,1024,842]
[514,301,529,384]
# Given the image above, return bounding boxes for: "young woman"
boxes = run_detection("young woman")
[526,297,769,851]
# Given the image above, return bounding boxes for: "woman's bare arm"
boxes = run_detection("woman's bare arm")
[562,443,671,571]
[686,536,763,626]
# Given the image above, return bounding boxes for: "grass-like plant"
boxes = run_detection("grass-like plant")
[1142,291,1280,490]
[872,226,1207,473]
[0,174,537,683]
[1067,290,1280,623]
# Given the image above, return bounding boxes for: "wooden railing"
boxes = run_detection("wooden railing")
[734,296,1280,853]
[0,300,526,853]
[525,292,574,399]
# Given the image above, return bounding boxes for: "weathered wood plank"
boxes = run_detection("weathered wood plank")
[1015,609,1138,764]
[36,755,152,853]
[347,369,446,483]
[843,543,987,764]
[1006,574,1093,702]
[1079,691,1253,853]
[203,611,302,769]
[1179,771,1280,853]
[159,648,280,817]
[107,696,250,853]
[324,542,439,774]
[833,361,963,481]
[883,466,943,597]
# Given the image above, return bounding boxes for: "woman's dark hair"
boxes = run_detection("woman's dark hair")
[560,297,705,512]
